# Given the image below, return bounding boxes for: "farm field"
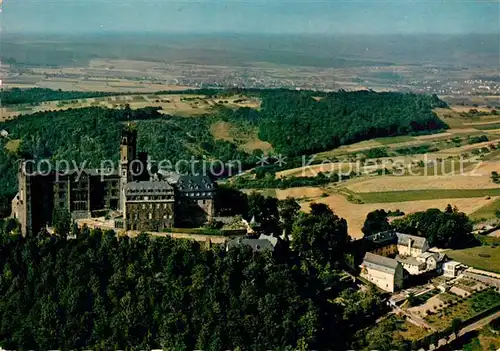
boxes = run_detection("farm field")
[297,192,492,238]
[0,93,261,121]
[351,189,500,203]
[345,175,500,193]
[469,198,500,221]
[275,162,358,178]
[374,135,415,145]
[268,105,500,228]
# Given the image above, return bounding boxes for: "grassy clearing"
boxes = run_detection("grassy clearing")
[446,243,500,274]
[354,189,500,203]
[210,120,273,153]
[398,321,430,341]
[4,139,21,153]
[469,198,500,220]
[375,135,415,145]
[210,121,234,142]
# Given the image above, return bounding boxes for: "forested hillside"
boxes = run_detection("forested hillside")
[0,202,394,350]
[0,88,448,216]
[257,90,448,156]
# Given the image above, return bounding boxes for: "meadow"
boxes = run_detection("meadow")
[446,237,500,274]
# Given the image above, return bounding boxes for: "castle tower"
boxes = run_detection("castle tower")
[119,123,137,212]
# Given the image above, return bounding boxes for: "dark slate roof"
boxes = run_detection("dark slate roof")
[176,175,216,191]
[227,238,274,252]
[125,181,174,194]
[396,233,428,249]
[362,252,400,274]
[364,230,398,245]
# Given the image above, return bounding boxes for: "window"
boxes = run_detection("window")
[156,203,160,209]
[163,203,167,209]
[142,204,146,209]
[148,213,153,220]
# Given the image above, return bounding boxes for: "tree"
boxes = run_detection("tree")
[291,203,349,268]
[451,318,462,336]
[362,209,390,236]
[278,197,300,239]
[247,192,280,235]
[52,207,72,238]
[392,206,473,249]
[491,171,500,184]
[407,292,416,307]
[3,217,20,234]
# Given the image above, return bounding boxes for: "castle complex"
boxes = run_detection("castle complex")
[12,124,216,236]
[360,231,446,292]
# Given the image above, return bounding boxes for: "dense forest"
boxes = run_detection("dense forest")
[256,90,448,156]
[0,199,397,350]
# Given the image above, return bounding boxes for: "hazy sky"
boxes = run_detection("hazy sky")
[2,0,499,35]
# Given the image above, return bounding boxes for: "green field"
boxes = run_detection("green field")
[355,189,500,203]
[473,123,500,131]
[409,160,477,176]
[375,135,415,145]
[447,239,500,274]
[479,149,500,161]
[469,198,500,220]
